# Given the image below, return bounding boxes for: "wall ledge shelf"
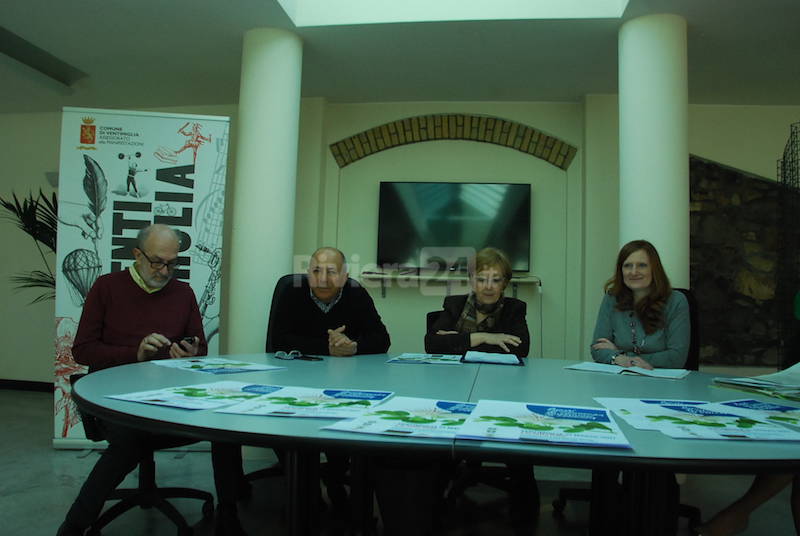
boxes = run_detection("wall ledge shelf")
[359,272,541,298]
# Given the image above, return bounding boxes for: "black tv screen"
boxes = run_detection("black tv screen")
[377,182,531,272]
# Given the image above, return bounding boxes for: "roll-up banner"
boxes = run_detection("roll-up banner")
[53,107,229,447]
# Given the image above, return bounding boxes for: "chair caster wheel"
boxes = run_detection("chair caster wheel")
[551,498,566,517]
[202,500,214,519]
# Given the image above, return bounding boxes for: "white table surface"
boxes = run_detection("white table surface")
[72,353,479,455]
[458,358,800,473]
[72,354,800,471]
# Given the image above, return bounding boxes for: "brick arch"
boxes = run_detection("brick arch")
[329,114,578,170]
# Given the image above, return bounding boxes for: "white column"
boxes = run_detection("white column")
[226,28,303,353]
[619,14,689,288]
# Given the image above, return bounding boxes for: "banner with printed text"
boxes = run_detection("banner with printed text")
[54,107,229,444]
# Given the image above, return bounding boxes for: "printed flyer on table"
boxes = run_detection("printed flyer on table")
[457,399,631,448]
[107,381,283,410]
[216,386,394,418]
[324,396,475,438]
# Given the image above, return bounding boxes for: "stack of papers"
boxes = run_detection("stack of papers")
[566,361,690,379]
[596,397,800,441]
[463,351,522,366]
[457,399,631,448]
[713,363,800,401]
[324,396,475,438]
[150,357,284,375]
[385,353,462,365]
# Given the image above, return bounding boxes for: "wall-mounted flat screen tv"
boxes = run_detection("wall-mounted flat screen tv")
[377,182,531,272]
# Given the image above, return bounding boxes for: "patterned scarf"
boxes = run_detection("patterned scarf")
[455,293,505,333]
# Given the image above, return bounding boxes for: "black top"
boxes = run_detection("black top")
[270,276,391,356]
[424,294,530,358]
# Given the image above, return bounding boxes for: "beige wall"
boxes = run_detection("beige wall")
[689,104,800,181]
[582,95,621,353]
[297,101,585,359]
[0,111,61,382]
[1,100,798,382]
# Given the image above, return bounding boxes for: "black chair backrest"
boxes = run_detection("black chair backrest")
[674,287,700,371]
[265,274,305,352]
[69,373,105,441]
[264,274,363,352]
[426,310,443,332]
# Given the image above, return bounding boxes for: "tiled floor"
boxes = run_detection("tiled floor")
[1,389,794,535]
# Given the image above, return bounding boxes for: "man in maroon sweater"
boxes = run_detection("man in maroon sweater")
[58,224,246,536]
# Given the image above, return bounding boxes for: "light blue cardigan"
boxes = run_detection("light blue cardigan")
[590,290,690,368]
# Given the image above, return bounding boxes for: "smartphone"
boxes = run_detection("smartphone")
[296,355,323,361]
[178,336,195,345]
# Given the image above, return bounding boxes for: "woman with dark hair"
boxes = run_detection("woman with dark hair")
[591,239,689,369]
[587,240,691,533]
[425,247,537,534]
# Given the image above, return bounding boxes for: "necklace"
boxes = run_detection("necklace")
[629,313,646,354]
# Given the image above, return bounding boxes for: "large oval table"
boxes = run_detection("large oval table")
[72,354,800,535]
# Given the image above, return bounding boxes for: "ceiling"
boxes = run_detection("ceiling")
[2,0,799,114]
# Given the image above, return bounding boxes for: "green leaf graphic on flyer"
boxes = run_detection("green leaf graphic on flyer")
[769,416,799,424]
[519,423,554,431]
[441,419,466,426]
[373,410,438,424]
[267,396,319,407]
[562,422,612,433]
[323,400,371,408]
[402,416,437,423]
[647,415,725,427]
[174,387,208,397]
[267,397,297,403]
[374,410,410,420]
[735,418,758,429]
[479,416,518,423]
[172,387,259,400]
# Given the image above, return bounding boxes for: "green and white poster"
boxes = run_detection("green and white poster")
[54,107,229,445]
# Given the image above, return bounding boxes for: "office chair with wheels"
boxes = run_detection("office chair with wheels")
[257,274,372,532]
[426,310,540,529]
[244,274,358,485]
[235,275,303,490]
[551,287,702,531]
[70,374,214,536]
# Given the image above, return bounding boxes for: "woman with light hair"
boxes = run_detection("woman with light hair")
[425,247,529,358]
[425,247,537,533]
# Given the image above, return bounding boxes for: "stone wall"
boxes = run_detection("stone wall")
[690,155,780,366]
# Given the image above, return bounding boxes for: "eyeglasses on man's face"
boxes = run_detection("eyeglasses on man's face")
[138,249,179,271]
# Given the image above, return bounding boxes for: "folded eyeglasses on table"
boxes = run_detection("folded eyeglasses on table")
[275,350,323,361]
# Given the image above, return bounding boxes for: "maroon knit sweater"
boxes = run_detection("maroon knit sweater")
[72,270,208,372]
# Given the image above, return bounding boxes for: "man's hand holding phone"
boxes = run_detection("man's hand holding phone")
[137,333,172,361]
[170,336,199,358]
